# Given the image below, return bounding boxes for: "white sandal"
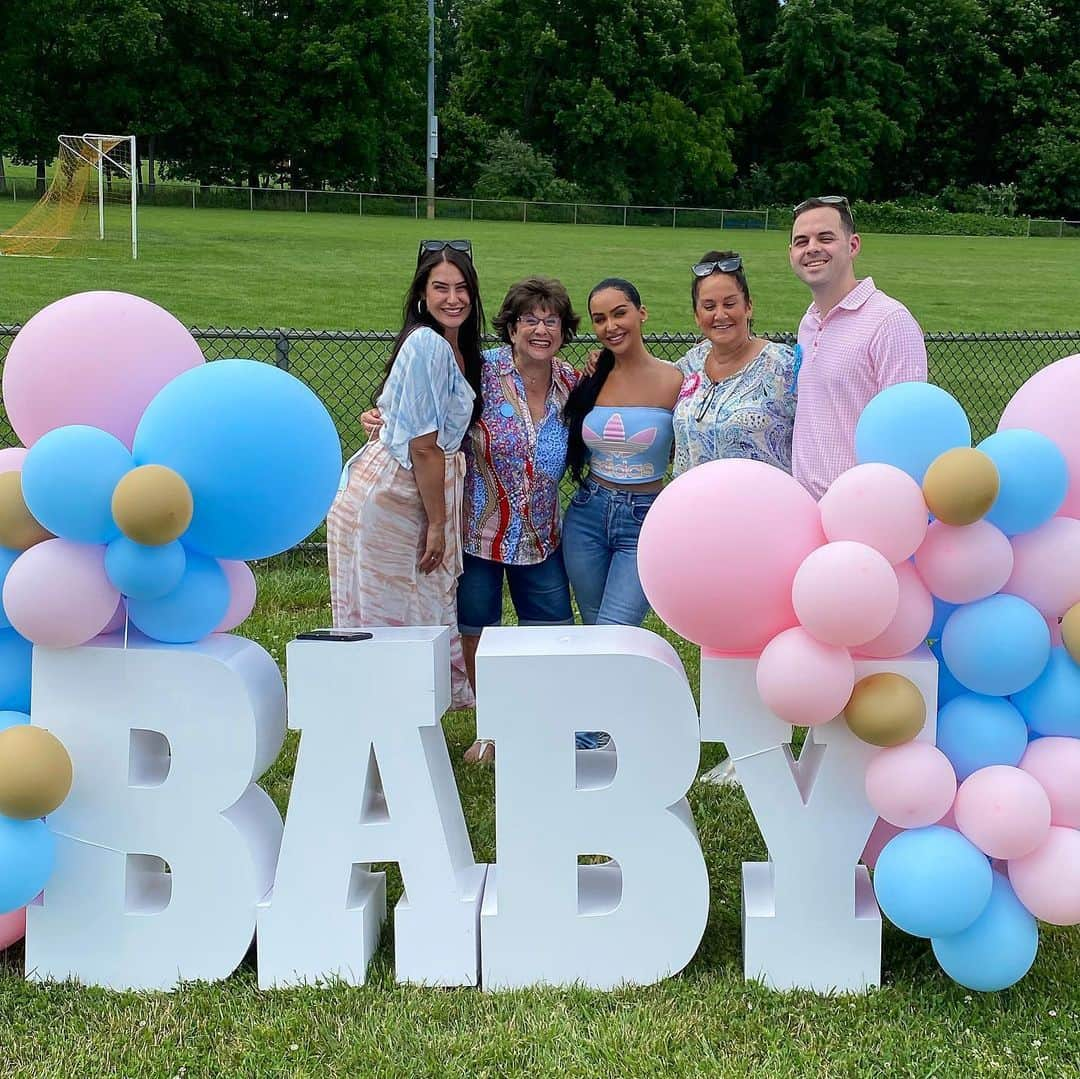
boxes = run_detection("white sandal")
[464,739,495,764]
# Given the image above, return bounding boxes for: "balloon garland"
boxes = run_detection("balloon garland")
[0,291,342,946]
[640,357,1080,991]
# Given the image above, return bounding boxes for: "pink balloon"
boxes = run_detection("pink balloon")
[792,541,899,646]
[819,463,929,564]
[1009,825,1080,925]
[214,560,257,632]
[862,816,903,869]
[638,460,824,652]
[0,447,27,475]
[914,519,1013,603]
[999,354,1080,518]
[0,906,26,950]
[2,291,205,449]
[1002,517,1080,617]
[2,539,120,647]
[865,742,957,828]
[1020,737,1080,828]
[99,598,127,636]
[756,627,854,726]
[954,765,1052,859]
[855,560,934,658]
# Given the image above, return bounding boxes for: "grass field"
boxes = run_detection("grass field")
[1,194,1079,1076]
[1,199,1079,333]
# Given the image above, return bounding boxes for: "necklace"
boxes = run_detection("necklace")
[705,337,758,383]
[695,341,761,424]
[515,360,551,389]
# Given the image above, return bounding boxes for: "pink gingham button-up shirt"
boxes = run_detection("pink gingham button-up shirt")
[792,277,927,499]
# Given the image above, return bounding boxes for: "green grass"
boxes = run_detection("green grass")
[2,554,1077,1077]
[1,201,1079,332]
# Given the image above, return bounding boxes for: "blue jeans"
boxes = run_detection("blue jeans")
[457,549,574,636]
[562,478,657,628]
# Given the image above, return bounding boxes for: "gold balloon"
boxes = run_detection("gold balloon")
[0,470,52,550]
[843,673,926,747]
[1062,603,1080,665]
[0,725,73,819]
[922,447,1000,526]
[111,465,194,546]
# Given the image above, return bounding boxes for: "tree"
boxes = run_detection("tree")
[753,0,921,202]
[448,0,750,204]
[887,0,1004,197]
[0,0,163,173]
[982,0,1080,214]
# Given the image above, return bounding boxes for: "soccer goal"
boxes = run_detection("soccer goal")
[0,134,138,259]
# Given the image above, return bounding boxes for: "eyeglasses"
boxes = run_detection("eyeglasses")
[691,255,742,277]
[518,315,560,329]
[792,195,851,215]
[417,239,473,260]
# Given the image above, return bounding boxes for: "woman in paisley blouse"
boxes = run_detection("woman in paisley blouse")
[675,250,798,786]
[673,250,798,477]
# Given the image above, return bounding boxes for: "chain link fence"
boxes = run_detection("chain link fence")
[1,327,1079,460]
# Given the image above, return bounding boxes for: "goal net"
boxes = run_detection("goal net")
[0,134,138,259]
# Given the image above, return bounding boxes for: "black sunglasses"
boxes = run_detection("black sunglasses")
[691,255,742,277]
[418,239,473,260]
[793,195,851,215]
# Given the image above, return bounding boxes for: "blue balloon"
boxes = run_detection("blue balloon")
[941,595,1050,697]
[875,826,993,939]
[1011,646,1080,737]
[928,596,956,643]
[0,628,32,712]
[936,693,1029,780]
[0,710,29,733]
[127,551,229,643]
[0,816,55,913]
[930,640,966,708]
[932,872,1038,991]
[21,425,132,544]
[133,360,342,560]
[105,537,186,600]
[855,383,971,484]
[979,429,1068,536]
[0,546,20,629]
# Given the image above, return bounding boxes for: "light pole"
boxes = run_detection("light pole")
[426,0,437,220]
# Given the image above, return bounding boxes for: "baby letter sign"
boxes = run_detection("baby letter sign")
[24,625,936,993]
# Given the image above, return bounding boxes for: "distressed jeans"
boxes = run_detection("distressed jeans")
[562,477,658,749]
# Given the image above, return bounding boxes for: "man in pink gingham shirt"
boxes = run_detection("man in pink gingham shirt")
[789,197,927,499]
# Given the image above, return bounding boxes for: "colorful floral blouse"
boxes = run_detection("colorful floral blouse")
[463,346,579,565]
[673,339,797,477]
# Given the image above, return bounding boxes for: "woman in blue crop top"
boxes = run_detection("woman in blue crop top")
[562,278,688,646]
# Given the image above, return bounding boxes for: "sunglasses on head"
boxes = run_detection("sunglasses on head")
[793,195,851,215]
[691,254,742,277]
[418,239,472,260]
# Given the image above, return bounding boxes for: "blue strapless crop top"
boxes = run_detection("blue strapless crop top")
[581,405,674,484]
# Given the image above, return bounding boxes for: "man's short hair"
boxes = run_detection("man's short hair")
[792,196,855,237]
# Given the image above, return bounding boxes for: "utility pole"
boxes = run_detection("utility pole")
[426,0,437,220]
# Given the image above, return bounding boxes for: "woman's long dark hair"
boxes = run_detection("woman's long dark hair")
[563,278,642,484]
[382,247,485,423]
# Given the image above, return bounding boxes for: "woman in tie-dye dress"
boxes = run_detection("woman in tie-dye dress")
[327,242,485,709]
